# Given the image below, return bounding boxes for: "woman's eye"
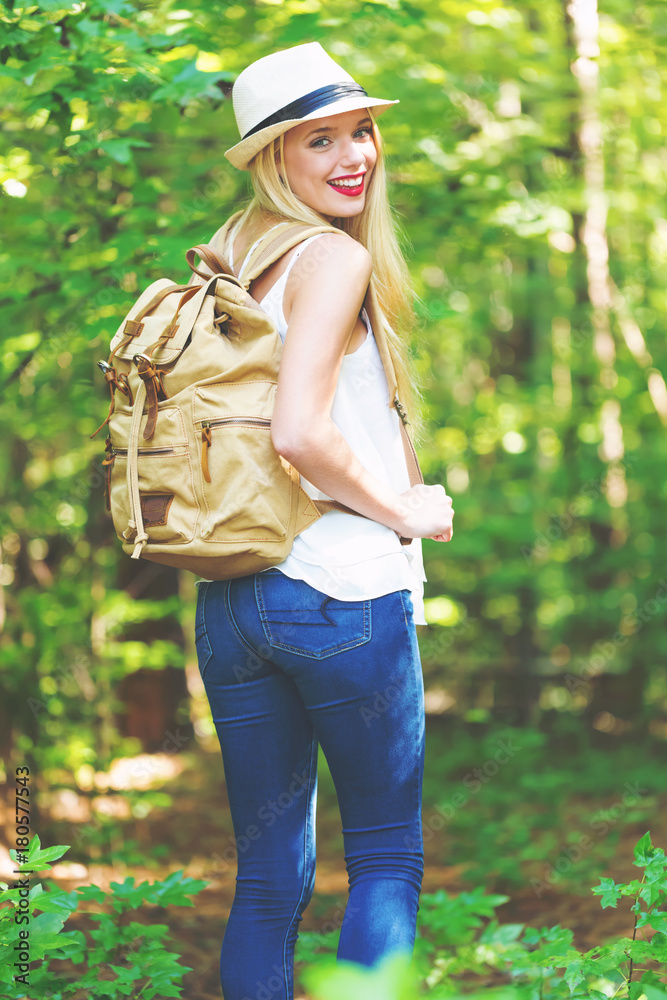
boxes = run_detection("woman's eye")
[310,127,372,149]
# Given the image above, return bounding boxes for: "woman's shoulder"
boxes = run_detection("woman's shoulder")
[282,232,373,324]
[290,230,372,275]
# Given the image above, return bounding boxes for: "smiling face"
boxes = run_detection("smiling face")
[277,107,378,222]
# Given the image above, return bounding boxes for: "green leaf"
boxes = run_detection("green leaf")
[76,885,107,904]
[592,877,623,908]
[302,950,420,1000]
[148,869,209,907]
[34,885,80,916]
[11,836,71,871]
[635,832,654,866]
[479,922,525,945]
[564,960,585,992]
[626,939,655,962]
[638,911,667,932]
[31,911,66,936]
[639,883,664,907]
[647,931,667,961]
[99,138,152,164]
[643,987,667,1000]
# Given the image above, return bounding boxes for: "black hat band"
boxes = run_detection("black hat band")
[243,82,370,139]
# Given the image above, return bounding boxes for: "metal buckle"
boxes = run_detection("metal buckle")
[394,398,409,425]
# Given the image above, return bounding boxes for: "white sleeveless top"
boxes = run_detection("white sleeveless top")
[198,223,427,625]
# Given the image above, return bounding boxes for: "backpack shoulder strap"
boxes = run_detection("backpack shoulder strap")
[208,210,245,262]
[203,215,329,283]
[241,222,339,285]
[363,281,423,490]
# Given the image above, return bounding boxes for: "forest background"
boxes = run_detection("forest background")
[2,0,667,997]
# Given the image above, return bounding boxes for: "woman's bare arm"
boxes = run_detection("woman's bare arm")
[271,233,453,540]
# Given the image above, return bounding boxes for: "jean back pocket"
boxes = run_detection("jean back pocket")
[255,571,371,660]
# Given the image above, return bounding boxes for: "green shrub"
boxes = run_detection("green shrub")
[0,834,207,999]
[299,831,667,1000]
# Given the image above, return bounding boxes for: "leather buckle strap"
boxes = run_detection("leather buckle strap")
[133,354,168,440]
[102,435,115,511]
[186,244,234,279]
[201,422,212,483]
[90,362,134,439]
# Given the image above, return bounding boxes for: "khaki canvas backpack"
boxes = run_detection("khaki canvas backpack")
[92,210,423,580]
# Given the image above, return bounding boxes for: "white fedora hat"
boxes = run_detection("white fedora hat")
[224,41,399,171]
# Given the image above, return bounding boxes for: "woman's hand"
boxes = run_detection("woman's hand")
[398,483,454,542]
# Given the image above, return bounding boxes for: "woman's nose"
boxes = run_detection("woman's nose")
[339,140,366,170]
[338,157,366,175]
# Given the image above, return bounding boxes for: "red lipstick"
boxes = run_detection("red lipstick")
[326,172,366,196]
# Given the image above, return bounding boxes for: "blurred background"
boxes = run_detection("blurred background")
[1,0,667,996]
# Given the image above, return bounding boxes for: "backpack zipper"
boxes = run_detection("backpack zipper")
[200,417,271,483]
[202,417,271,429]
[112,446,176,456]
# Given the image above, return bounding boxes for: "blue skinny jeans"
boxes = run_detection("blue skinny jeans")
[195,567,425,1000]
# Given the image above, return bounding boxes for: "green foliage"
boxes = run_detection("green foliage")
[302,950,424,1000]
[416,885,514,950]
[0,835,207,998]
[419,722,664,889]
[297,832,667,999]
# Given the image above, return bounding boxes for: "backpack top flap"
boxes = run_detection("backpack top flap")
[108,271,248,365]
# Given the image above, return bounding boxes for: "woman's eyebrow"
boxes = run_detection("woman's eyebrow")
[305,117,372,137]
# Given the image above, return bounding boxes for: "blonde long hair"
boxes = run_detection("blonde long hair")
[232,114,425,444]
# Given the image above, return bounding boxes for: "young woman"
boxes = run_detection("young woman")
[195,41,455,1000]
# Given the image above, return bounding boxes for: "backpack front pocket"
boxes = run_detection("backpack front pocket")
[193,382,293,544]
[108,405,199,544]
